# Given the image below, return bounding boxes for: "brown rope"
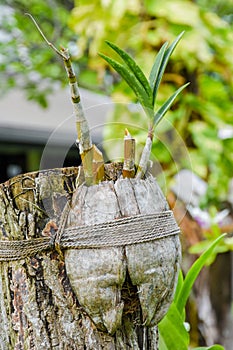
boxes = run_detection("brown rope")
[0,237,51,261]
[0,210,180,261]
[61,211,180,248]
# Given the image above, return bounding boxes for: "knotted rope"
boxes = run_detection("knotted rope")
[0,204,180,261]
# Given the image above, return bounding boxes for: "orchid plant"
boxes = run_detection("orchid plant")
[99,32,189,178]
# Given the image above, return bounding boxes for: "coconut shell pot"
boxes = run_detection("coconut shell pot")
[65,164,181,335]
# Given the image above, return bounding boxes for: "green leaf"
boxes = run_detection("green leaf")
[105,40,153,100]
[152,32,185,103]
[153,82,190,126]
[99,52,153,117]
[158,303,189,350]
[175,234,226,314]
[173,269,184,304]
[149,41,168,104]
[193,346,224,350]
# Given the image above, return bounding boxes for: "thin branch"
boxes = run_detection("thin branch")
[25,13,67,60]
[25,13,97,185]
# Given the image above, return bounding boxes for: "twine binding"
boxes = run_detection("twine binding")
[0,209,180,261]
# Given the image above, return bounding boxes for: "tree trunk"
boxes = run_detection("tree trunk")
[0,164,180,349]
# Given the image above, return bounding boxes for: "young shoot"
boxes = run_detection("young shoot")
[123,129,136,178]
[99,33,189,178]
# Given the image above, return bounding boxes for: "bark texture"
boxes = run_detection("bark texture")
[0,165,180,349]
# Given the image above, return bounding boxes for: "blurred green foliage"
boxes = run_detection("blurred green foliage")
[69,0,233,207]
[159,234,226,350]
[0,0,74,107]
[0,0,233,208]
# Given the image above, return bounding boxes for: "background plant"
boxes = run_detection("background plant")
[158,234,226,350]
[0,0,74,107]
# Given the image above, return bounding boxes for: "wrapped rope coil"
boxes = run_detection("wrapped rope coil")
[0,210,179,261]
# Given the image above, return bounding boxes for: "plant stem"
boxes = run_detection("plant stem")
[25,13,101,185]
[60,47,94,184]
[136,125,153,179]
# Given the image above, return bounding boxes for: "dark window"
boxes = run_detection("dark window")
[0,142,81,183]
[0,153,26,183]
